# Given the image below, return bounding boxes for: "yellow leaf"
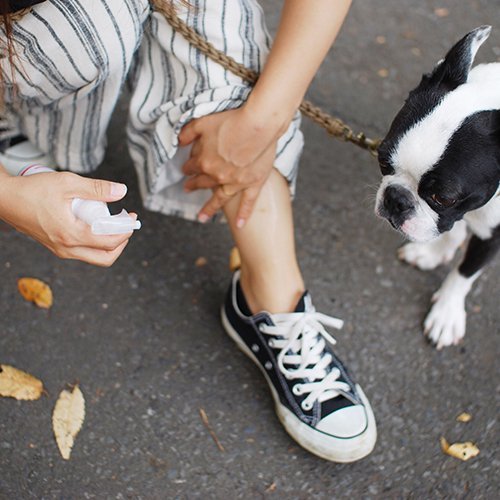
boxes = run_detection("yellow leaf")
[440,437,479,461]
[0,364,44,400]
[229,247,241,272]
[52,385,85,460]
[18,278,53,309]
[456,412,472,423]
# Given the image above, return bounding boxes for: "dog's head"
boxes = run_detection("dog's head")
[375,26,500,241]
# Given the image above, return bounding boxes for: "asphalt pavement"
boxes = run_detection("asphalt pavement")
[1,1,499,498]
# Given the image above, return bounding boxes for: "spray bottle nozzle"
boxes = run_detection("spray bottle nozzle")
[91,209,142,235]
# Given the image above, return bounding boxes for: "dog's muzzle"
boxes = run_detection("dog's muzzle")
[379,184,416,228]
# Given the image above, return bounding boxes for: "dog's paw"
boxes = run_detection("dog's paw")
[423,293,466,349]
[398,241,456,270]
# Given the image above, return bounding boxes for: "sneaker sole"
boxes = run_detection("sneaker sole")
[221,306,377,463]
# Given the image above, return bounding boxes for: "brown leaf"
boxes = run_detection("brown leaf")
[0,364,44,400]
[434,7,450,17]
[402,30,416,40]
[195,257,208,267]
[377,68,389,78]
[52,385,85,460]
[229,247,241,272]
[18,278,53,309]
[265,482,277,493]
[440,437,479,461]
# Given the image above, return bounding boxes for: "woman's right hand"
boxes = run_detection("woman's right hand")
[0,170,135,267]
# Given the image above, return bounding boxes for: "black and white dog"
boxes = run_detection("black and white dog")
[375,26,500,349]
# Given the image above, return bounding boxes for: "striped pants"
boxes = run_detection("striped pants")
[1,0,303,220]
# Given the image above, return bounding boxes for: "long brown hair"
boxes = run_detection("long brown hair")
[0,1,20,102]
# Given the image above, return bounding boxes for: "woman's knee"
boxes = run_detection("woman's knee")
[6,0,149,94]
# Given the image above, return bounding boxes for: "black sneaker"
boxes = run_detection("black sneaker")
[221,271,377,462]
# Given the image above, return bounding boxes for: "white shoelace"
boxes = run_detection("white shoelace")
[258,308,353,411]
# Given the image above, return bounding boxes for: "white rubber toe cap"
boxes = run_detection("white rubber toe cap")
[315,405,368,438]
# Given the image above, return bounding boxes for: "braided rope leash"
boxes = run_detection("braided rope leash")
[152,2,381,156]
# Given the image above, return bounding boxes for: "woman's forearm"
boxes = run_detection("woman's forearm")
[0,163,9,178]
[245,0,351,132]
[0,164,14,219]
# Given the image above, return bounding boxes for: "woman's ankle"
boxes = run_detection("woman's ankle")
[239,267,305,315]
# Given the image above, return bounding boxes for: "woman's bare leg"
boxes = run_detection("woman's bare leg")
[223,169,304,314]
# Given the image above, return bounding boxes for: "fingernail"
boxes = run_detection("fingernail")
[198,213,209,223]
[236,218,245,228]
[111,183,127,197]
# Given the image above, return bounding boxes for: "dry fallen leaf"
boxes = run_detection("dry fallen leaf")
[434,7,450,17]
[377,68,389,78]
[402,30,416,40]
[457,412,472,423]
[195,256,208,267]
[53,385,85,460]
[440,437,479,461]
[265,482,277,493]
[0,364,44,400]
[229,247,241,272]
[18,278,53,309]
[375,35,386,45]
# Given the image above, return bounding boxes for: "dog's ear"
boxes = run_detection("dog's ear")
[420,26,491,92]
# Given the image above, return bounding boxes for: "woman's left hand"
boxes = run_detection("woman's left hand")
[179,105,286,227]
[178,0,353,226]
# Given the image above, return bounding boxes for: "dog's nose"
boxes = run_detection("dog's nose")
[383,185,414,215]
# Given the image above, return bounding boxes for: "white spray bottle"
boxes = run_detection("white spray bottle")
[12,164,141,235]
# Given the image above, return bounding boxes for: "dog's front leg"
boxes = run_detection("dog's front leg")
[398,220,467,270]
[424,226,500,349]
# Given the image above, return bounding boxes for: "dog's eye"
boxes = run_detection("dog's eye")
[431,193,456,208]
[379,161,394,176]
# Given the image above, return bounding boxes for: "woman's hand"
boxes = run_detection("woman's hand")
[0,170,135,267]
[179,0,352,226]
[179,105,286,227]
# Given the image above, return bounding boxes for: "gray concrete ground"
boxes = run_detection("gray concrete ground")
[1,1,499,498]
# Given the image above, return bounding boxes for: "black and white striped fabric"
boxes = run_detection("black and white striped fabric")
[2,0,303,221]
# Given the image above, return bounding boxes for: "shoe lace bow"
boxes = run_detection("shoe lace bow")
[259,308,352,411]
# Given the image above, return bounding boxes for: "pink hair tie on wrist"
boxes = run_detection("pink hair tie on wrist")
[18,164,53,176]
